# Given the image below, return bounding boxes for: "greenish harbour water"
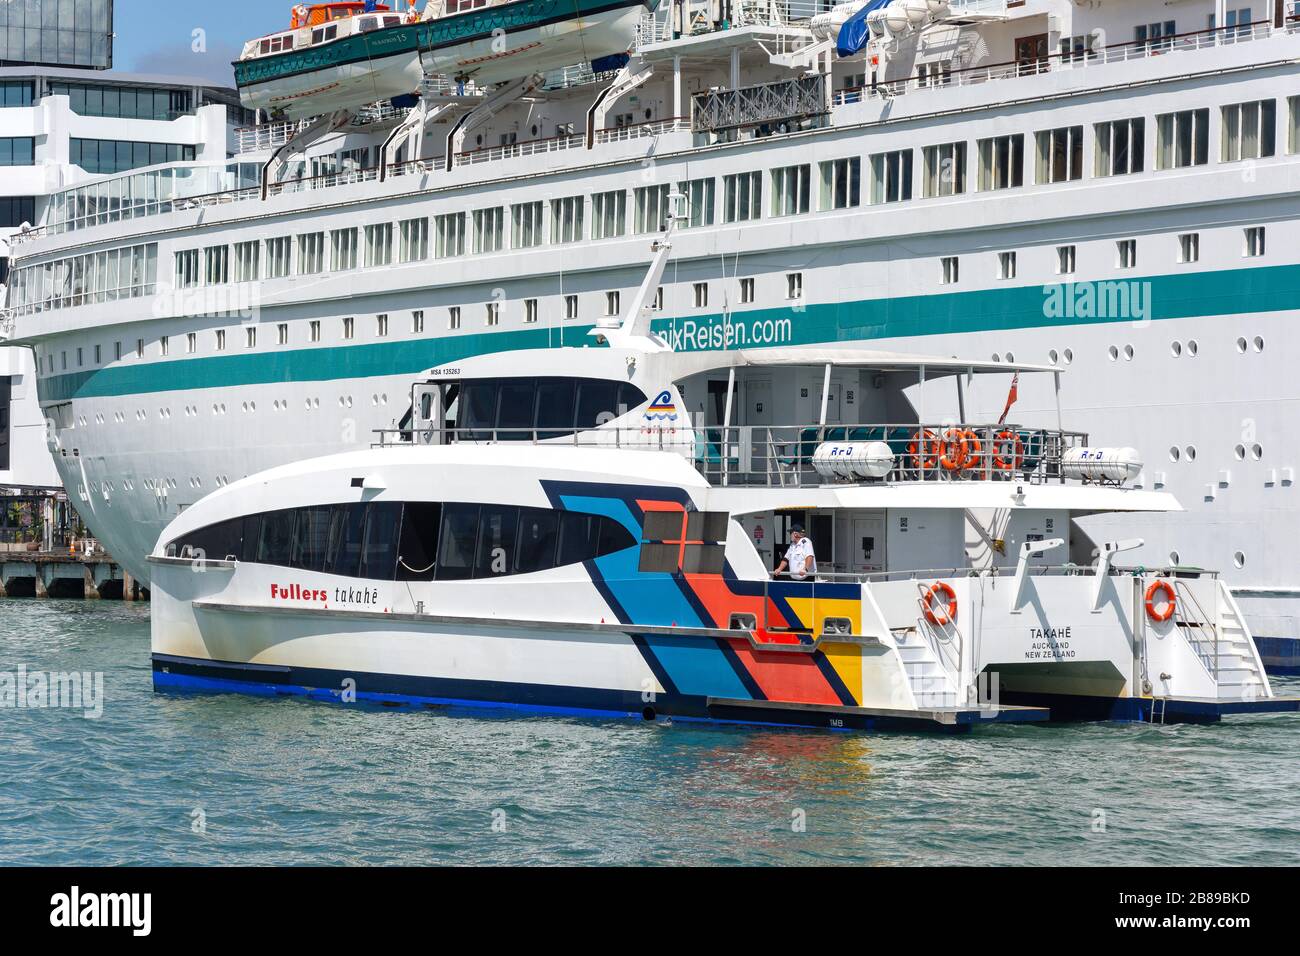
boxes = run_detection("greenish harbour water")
[0,598,1297,866]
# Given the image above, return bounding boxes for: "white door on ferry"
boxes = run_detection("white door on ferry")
[747,379,773,472]
[852,516,886,573]
[815,383,842,424]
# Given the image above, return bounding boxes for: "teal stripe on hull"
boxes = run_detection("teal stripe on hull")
[35,262,1300,405]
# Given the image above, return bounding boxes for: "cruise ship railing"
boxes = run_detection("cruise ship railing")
[373,422,1090,488]
[832,19,1277,106]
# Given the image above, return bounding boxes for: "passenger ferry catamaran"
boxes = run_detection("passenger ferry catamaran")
[149,206,1299,729]
[3,1,1300,673]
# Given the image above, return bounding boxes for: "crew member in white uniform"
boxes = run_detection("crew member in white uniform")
[773,524,817,580]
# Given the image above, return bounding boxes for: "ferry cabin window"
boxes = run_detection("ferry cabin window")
[516,510,560,575]
[453,377,647,440]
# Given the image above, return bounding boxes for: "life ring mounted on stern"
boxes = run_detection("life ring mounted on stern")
[993,430,1025,472]
[1145,580,1177,622]
[909,428,940,471]
[923,581,958,626]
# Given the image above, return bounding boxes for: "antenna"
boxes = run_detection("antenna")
[589,190,685,351]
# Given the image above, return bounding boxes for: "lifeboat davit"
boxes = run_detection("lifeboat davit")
[235,0,659,120]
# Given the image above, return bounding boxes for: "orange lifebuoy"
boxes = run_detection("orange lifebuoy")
[1145,580,1177,622]
[940,428,968,471]
[961,429,983,472]
[992,429,1025,471]
[908,428,940,471]
[923,581,959,626]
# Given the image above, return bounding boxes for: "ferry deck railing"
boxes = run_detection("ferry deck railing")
[372,421,1091,488]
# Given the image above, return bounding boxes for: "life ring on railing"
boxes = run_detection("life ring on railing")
[1145,580,1177,622]
[923,581,959,626]
[909,428,940,471]
[992,429,1025,471]
[940,428,968,471]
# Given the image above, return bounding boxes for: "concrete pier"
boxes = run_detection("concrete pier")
[0,552,144,600]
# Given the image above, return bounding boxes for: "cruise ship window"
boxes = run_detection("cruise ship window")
[185,333,196,354]
[723,171,762,223]
[449,307,461,330]
[434,213,466,258]
[298,233,325,274]
[331,228,358,271]
[77,347,83,367]
[472,207,505,254]
[678,178,715,228]
[278,324,289,345]
[922,142,966,198]
[998,251,1017,280]
[1156,109,1210,169]
[215,330,226,351]
[265,237,292,279]
[234,242,260,282]
[591,191,627,240]
[159,337,168,357]
[606,291,621,316]
[1117,239,1137,269]
[1222,100,1276,162]
[399,218,429,262]
[524,299,538,324]
[204,246,229,285]
[486,301,501,326]
[412,310,424,334]
[1289,96,1300,154]
[310,320,321,342]
[978,135,1024,191]
[376,314,388,337]
[870,150,913,204]
[787,273,803,300]
[94,345,102,364]
[740,277,755,303]
[550,196,584,244]
[770,164,811,217]
[343,317,354,340]
[1035,126,1084,184]
[511,203,544,248]
[818,158,861,211]
[565,295,578,321]
[1179,233,1200,263]
[1095,119,1145,177]
[1244,227,1266,257]
[1135,21,1177,51]
[114,342,122,361]
[941,257,959,285]
[245,327,257,349]
[136,339,144,359]
[364,223,393,268]
[634,184,670,234]
[174,250,200,289]
[1056,246,1076,275]
[692,283,707,309]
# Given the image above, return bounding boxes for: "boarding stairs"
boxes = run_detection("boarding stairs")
[1173,579,1269,701]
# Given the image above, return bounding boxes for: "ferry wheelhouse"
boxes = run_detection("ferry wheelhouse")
[148,216,1298,731]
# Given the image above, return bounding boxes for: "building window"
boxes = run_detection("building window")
[1117,239,1137,269]
[723,171,762,223]
[870,150,913,204]
[1222,100,1277,162]
[174,250,200,289]
[215,330,226,351]
[343,316,354,340]
[786,273,803,300]
[434,213,466,258]
[591,191,627,240]
[978,135,1025,191]
[1179,233,1200,264]
[411,310,424,334]
[265,237,292,279]
[550,196,584,244]
[1244,227,1266,257]
[1095,118,1145,177]
[606,291,621,316]
[941,256,959,285]
[486,301,501,326]
[277,323,289,345]
[364,223,393,268]
[1057,245,1076,275]
[204,246,230,285]
[376,314,388,337]
[0,195,36,228]
[448,306,461,330]
[634,184,670,234]
[68,138,193,175]
[524,298,538,324]
[398,218,429,262]
[1156,109,1210,169]
[0,81,34,108]
[818,157,861,210]
[472,207,505,254]
[998,251,1017,280]
[234,241,260,282]
[331,228,358,271]
[0,137,34,167]
[511,202,544,248]
[1035,126,1084,184]
[692,283,708,308]
[245,326,256,349]
[294,232,324,275]
[309,320,321,343]
[922,142,966,198]
[565,294,579,321]
[770,164,811,217]
[740,277,755,303]
[679,178,715,228]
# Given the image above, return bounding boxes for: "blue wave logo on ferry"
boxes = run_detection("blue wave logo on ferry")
[642,390,678,423]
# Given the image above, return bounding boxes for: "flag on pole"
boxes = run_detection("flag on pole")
[997,372,1019,425]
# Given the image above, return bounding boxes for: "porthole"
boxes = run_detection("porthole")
[1187,339,1199,356]
[1251,444,1263,460]
[1169,551,1180,566]
[1048,349,1060,364]
[1236,336,1248,353]
[1185,445,1197,461]
[1062,348,1074,364]
[991,353,1001,363]
[1123,345,1134,361]
[371,393,379,406]
[1107,345,1119,361]
[1234,444,1246,460]
[1169,446,1181,462]
[1233,551,1246,569]
[1171,341,1182,357]
[1253,335,1264,352]
[305,399,313,410]
[1004,352,1014,363]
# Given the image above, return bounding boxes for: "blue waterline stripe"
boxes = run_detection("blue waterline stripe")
[35,262,1300,404]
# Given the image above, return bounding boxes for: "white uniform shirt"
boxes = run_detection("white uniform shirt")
[784,537,817,579]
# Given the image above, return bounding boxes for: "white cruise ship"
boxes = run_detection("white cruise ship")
[2,0,1298,672]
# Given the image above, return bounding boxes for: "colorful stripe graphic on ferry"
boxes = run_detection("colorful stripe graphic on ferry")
[540,480,863,708]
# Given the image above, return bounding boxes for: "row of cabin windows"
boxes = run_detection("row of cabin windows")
[452,377,648,439]
[938,227,1268,285]
[167,501,636,582]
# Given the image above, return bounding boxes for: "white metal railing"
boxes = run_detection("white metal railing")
[235,118,313,153]
[832,19,1279,107]
[454,133,586,166]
